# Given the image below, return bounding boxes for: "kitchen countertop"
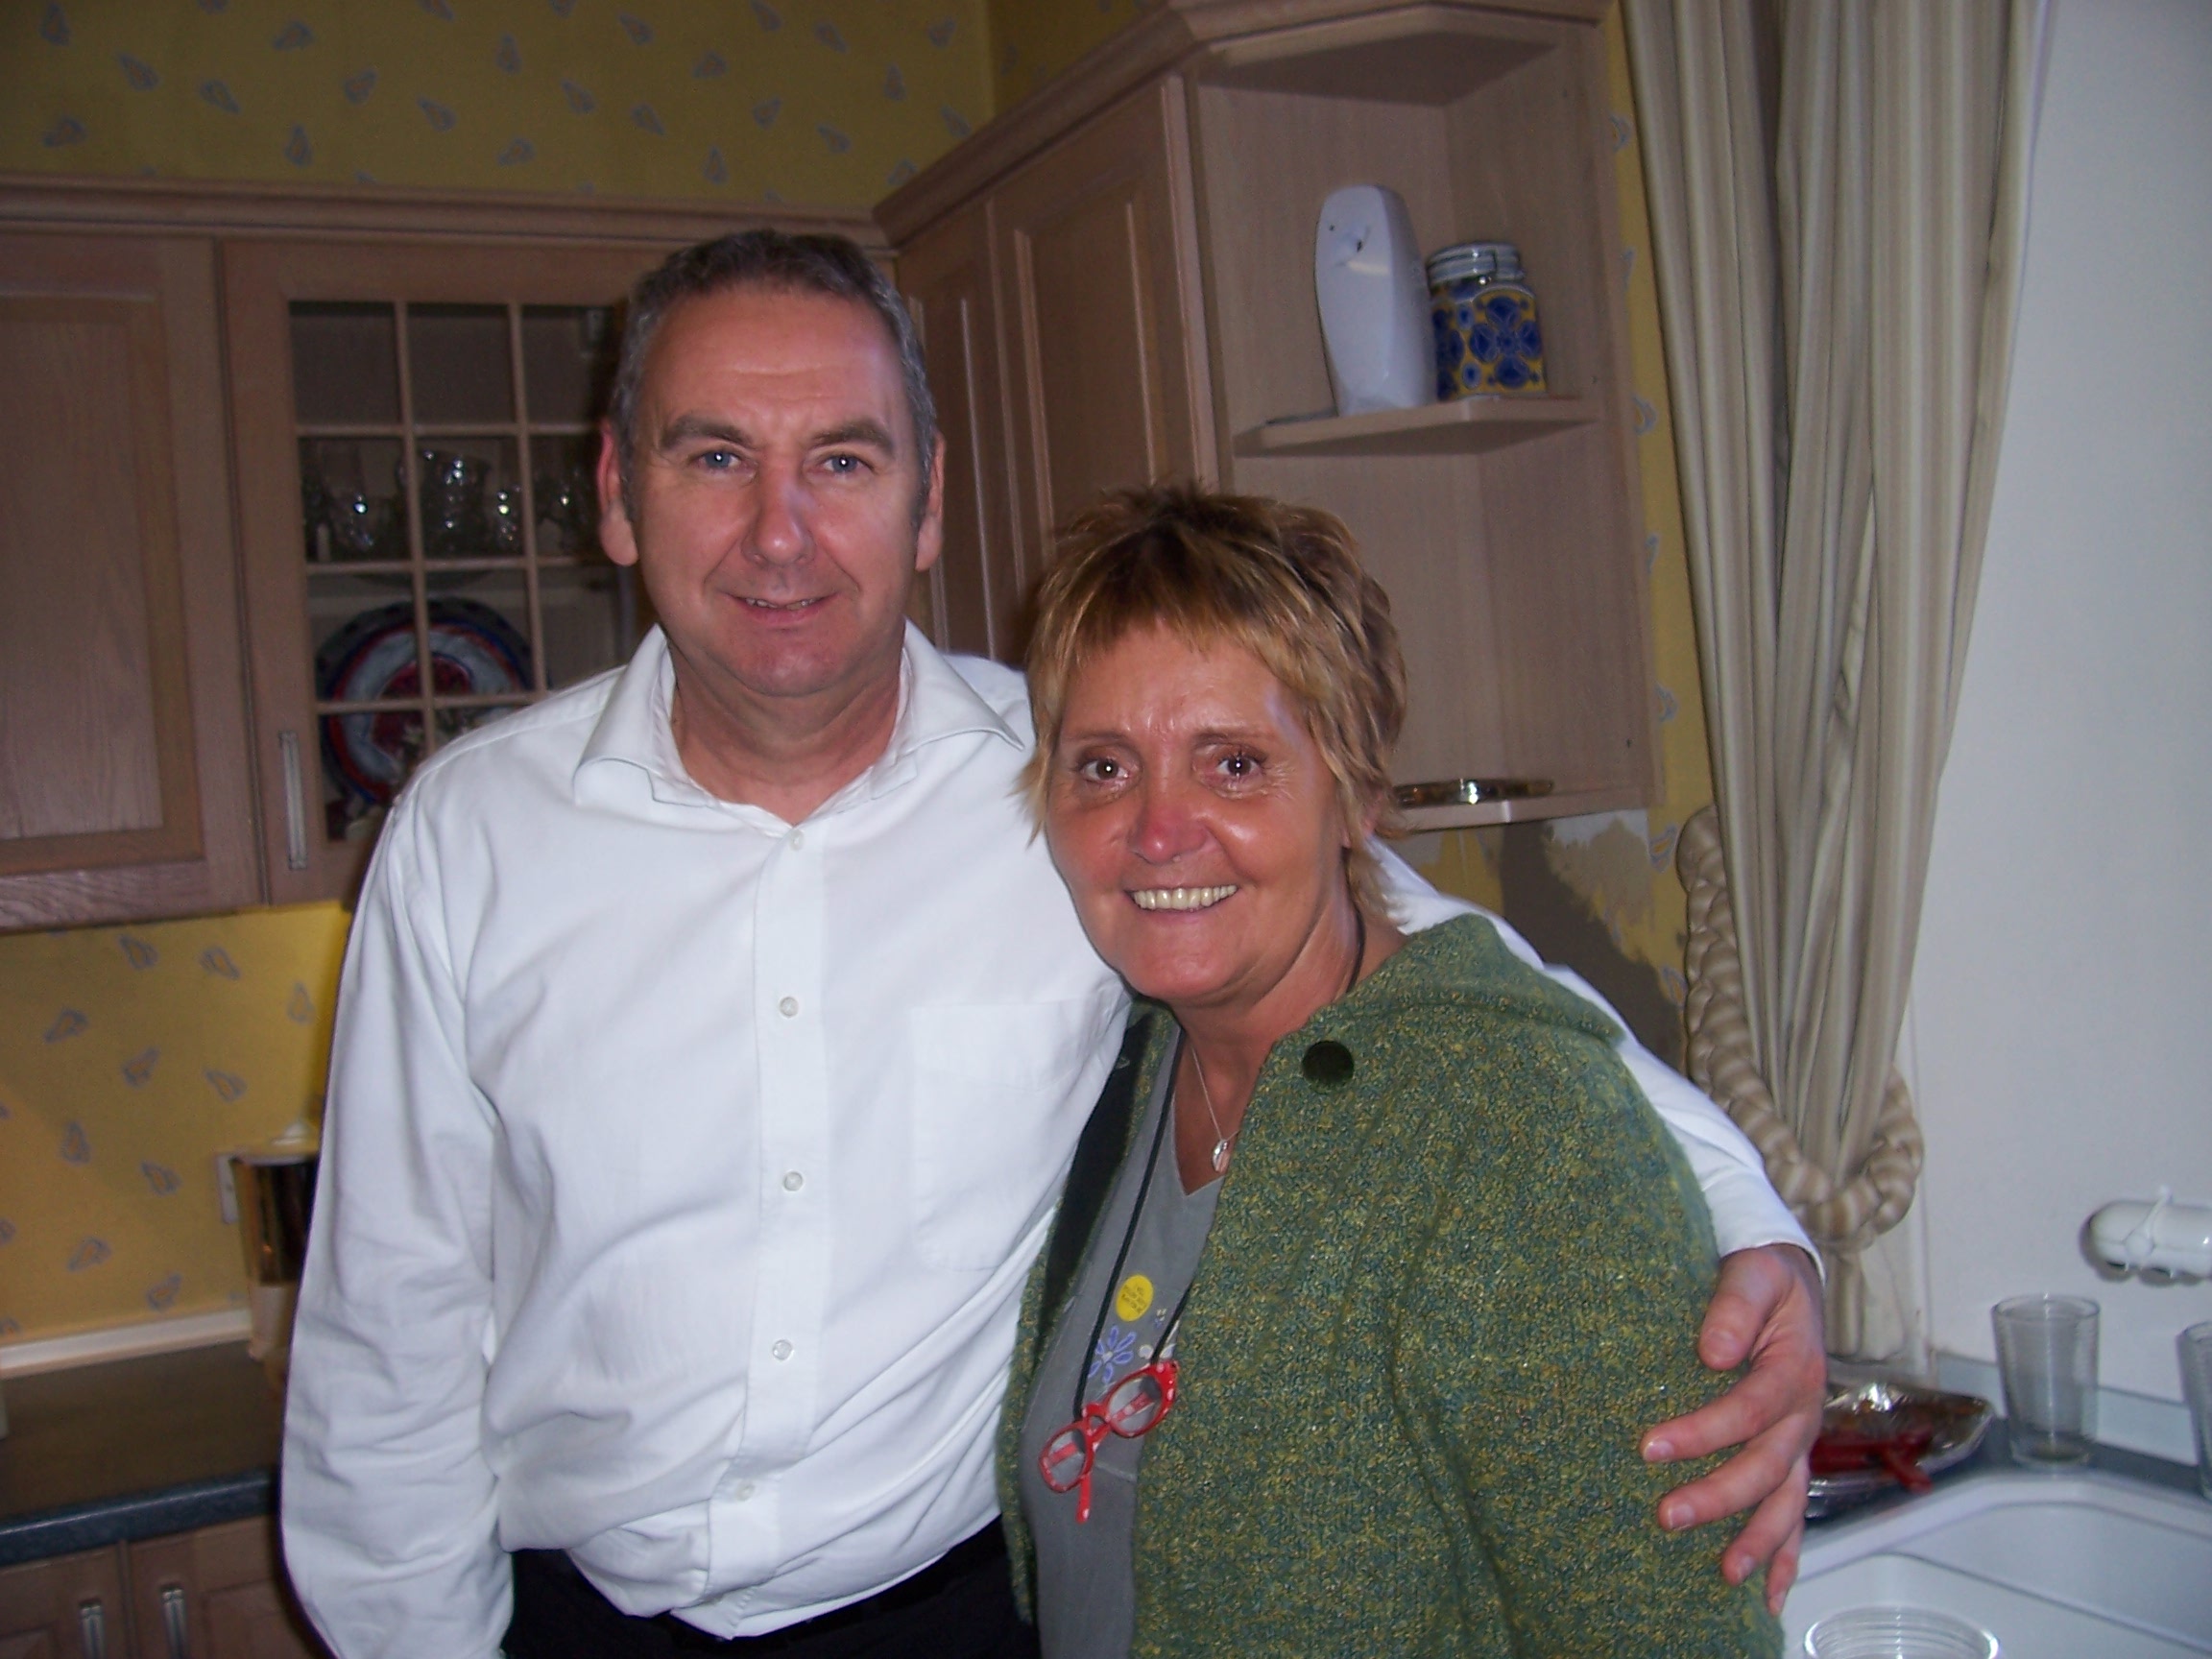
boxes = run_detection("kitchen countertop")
[1806,1414,2202,1533]
[5,1346,2200,1571]
[0,1342,282,1566]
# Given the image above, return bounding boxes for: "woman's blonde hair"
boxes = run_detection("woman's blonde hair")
[1022,484,1407,916]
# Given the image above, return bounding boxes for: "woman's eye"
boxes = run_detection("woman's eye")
[1215,751,1262,781]
[1071,756,1123,784]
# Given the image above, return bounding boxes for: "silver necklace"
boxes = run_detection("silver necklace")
[1190,1050,1234,1174]
[1189,907,1367,1174]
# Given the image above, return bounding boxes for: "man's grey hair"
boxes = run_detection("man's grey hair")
[607,229,939,523]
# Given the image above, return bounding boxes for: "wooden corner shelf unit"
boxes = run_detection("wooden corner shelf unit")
[878,0,1658,833]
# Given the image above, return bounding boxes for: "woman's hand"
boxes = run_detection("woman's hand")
[1640,1243,1825,1612]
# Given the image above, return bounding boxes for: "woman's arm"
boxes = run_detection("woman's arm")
[1394,1029,1781,1656]
[1377,843,1822,1599]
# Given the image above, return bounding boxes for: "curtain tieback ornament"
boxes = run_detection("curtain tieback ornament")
[1679,806,1922,1348]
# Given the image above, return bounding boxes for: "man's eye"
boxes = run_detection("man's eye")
[822,453,864,476]
[695,448,738,470]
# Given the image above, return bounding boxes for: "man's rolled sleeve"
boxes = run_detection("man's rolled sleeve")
[281,797,509,1659]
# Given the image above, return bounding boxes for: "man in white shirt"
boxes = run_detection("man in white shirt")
[282,232,1824,1659]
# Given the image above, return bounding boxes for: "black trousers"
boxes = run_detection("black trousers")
[502,1526,1039,1659]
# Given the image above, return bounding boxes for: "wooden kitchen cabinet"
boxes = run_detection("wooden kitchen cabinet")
[127,1518,325,1659]
[223,239,677,906]
[877,0,1656,830]
[899,199,1020,660]
[0,1544,129,1659]
[891,80,1212,665]
[991,81,1214,605]
[0,233,259,930]
[0,1519,328,1659]
[0,179,883,922]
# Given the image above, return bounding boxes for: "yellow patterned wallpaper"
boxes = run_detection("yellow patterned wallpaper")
[984,0,1148,110]
[0,906,349,1344]
[0,0,992,205]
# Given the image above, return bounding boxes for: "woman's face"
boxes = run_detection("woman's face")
[1044,624,1362,1024]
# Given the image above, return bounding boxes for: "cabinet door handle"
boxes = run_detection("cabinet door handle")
[75,1597,106,1659]
[160,1582,190,1658]
[278,730,310,871]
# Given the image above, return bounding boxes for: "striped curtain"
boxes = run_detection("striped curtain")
[1623,0,2047,1355]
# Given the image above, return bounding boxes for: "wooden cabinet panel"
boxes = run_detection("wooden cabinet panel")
[898,199,1020,661]
[993,81,1211,624]
[0,1545,129,1659]
[128,1518,327,1659]
[0,234,258,927]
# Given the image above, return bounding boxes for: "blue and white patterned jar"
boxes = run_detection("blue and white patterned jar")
[1427,242,1547,398]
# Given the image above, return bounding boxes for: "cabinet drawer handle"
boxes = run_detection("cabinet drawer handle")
[75,1597,106,1659]
[1393,777,1553,808]
[160,1582,190,1658]
[279,730,310,872]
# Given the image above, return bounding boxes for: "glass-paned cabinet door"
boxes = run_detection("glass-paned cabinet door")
[228,242,672,902]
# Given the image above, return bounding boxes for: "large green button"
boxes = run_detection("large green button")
[1301,1040,1354,1086]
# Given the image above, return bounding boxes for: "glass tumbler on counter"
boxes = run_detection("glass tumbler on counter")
[2181,1319,2212,1500]
[1992,1293,2099,1465]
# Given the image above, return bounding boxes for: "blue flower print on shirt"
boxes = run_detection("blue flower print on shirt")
[1088,1323,1138,1392]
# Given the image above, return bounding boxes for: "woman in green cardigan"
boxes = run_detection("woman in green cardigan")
[1003,484,1781,1658]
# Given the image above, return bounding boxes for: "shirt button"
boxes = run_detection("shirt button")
[788,830,805,851]
[779,996,799,1018]
[781,1170,805,1192]
[771,1339,794,1361]
[733,1480,757,1502]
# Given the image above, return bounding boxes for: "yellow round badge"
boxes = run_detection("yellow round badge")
[1115,1274,1154,1323]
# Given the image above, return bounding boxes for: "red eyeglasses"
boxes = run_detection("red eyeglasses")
[1035,1352,1179,1524]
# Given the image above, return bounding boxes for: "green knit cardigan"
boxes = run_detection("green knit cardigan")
[997,916,1780,1657]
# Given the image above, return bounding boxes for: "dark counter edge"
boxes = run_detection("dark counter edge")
[0,1468,276,1567]
[1808,1416,2204,1532]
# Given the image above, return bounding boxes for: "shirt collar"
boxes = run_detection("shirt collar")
[573,625,1021,812]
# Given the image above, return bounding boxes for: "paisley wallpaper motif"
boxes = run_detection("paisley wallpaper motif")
[2,0,993,206]
[983,0,1153,111]
[0,905,349,1344]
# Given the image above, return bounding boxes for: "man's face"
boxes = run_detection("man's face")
[597,284,943,723]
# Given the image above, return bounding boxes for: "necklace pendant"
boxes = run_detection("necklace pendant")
[1210,1137,1230,1172]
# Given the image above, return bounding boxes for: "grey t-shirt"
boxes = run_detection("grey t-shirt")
[1016,1036,1222,1659]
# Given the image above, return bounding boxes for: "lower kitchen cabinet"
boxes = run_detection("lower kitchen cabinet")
[0,1521,325,1659]
[0,1544,128,1659]
[127,1519,325,1659]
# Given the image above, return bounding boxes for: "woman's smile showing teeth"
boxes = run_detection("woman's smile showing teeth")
[1130,885,1238,912]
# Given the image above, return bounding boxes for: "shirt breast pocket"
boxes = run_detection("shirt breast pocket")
[908,993,1121,1272]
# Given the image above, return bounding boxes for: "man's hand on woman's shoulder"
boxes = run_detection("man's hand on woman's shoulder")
[1641,1243,1826,1613]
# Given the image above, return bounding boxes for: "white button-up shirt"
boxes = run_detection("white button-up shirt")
[281,626,1805,1658]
